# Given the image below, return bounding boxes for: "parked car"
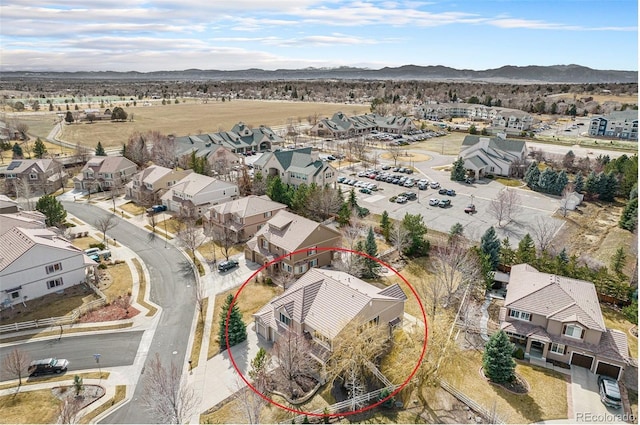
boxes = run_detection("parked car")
[391,178,400,185]
[418,182,428,190]
[327,155,336,161]
[402,192,417,201]
[381,165,392,170]
[438,188,447,195]
[430,182,440,189]
[218,259,239,272]
[29,358,69,377]
[398,167,407,173]
[465,177,476,184]
[146,204,167,214]
[446,189,456,196]
[429,198,439,206]
[405,169,414,174]
[464,204,476,214]
[337,176,346,183]
[438,199,451,208]
[360,188,372,194]
[597,376,622,409]
[404,181,414,188]
[396,196,408,204]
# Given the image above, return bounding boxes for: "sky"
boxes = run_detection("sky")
[1,0,638,72]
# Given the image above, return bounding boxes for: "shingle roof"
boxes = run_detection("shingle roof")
[0,211,46,236]
[0,227,84,271]
[4,159,59,174]
[207,195,286,219]
[161,173,237,198]
[461,135,526,154]
[506,264,606,332]
[254,268,406,339]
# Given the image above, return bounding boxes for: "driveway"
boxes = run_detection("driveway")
[570,366,626,423]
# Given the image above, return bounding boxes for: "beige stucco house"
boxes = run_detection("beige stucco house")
[2,159,66,195]
[252,147,337,189]
[244,210,341,276]
[500,264,629,379]
[73,156,137,193]
[203,195,287,243]
[125,165,192,205]
[160,173,239,218]
[253,268,406,361]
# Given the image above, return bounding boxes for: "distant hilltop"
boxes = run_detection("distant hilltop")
[2,64,637,83]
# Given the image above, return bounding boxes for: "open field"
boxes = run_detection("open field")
[26,100,368,148]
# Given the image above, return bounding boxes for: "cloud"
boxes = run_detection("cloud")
[212,34,382,47]
[487,18,637,32]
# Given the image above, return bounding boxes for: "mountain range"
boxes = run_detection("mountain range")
[2,64,637,83]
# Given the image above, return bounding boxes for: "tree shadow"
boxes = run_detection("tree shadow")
[492,379,543,423]
[179,260,195,278]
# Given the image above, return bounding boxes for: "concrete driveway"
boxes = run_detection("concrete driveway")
[570,366,626,423]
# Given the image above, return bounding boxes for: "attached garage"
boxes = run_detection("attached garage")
[595,361,622,380]
[571,352,594,369]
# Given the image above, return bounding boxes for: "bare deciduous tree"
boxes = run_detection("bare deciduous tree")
[210,224,234,261]
[2,348,30,389]
[306,187,342,221]
[195,280,207,322]
[272,328,315,397]
[94,213,117,245]
[429,243,480,313]
[389,222,410,258]
[176,218,206,263]
[141,353,199,424]
[530,216,560,253]
[558,184,575,218]
[387,145,402,166]
[15,178,34,210]
[150,133,176,168]
[233,381,264,424]
[488,188,522,227]
[124,131,153,166]
[73,143,91,164]
[57,397,82,424]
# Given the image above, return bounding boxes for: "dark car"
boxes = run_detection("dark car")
[381,165,392,170]
[418,182,428,190]
[218,259,239,272]
[29,358,69,377]
[146,204,167,214]
[438,188,448,195]
[402,192,417,201]
[405,169,414,174]
[327,155,336,161]
[465,177,476,184]
[438,199,451,208]
[446,189,456,196]
[598,376,622,408]
[464,204,477,214]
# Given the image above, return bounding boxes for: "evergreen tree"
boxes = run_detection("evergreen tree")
[266,176,291,206]
[574,172,584,193]
[35,194,67,227]
[33,138,47,159]
[524,162,540,189]
[555,248,569,275]
[95,141,106,156]
[599,172,618,202]
[450,157,466,181]
[468,125,477,135]
[380,210,391,242]
[562,150,575,170]
[619,197,638,232]
[348,188,358,210]
[482,330,515,384]
[65,111,74,123]
[12,142,23,159]
[362,227,380,279]
[291,183,310,214]
[516,234,536,264]
[537,168,557,194]
[554,170,569,195]
[337,202,351,226]
[499,237,516,267]
[585,171,599,197]
[448,222,464,244]
[401,213,429,257]
[218,294,247,351]
[610,247,627,275]
[480,226,500,269]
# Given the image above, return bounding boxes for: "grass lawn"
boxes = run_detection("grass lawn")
[380,258,431,320]
[208,282,280,359]
[79,385,126,424]
[119,202,146,216]
[440,350,568,424]
[71,236,103,250]
[0,389,61,424]
[189,298,208,370]
[157,217,182,235]
[102,262,133,303]
[0,372,109,391]
[132,258,158,316]
[198,240,244,261]
[601,305,638,359]
[495,177,524,187]
[0,323,133,344]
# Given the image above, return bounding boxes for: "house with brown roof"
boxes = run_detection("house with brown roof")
[0,227,96,307]
[203,195,287,243]
[252,147,337,188]
[2,159,66,195]
[0,211,46,236]
[160,173,239,218]
[125,165,192,205]
[253,268,406,361]
[73,156,137,192]
[500,264,630,379]
[244,210,341,276]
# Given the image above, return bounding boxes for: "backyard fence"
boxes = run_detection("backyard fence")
[439,379,505,424]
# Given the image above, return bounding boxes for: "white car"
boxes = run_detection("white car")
[429,198,439,206]
[418,178,429,184]
[430,181,440,189]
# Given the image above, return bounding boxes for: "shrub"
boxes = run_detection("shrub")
[512,347,525,360]
[389,196,397,203]
[378,388,395,408]
[265,277,273,286]
[356,206,369,217]
[98,263,108,269]
[89,242,106,250]
[623,300,638,325]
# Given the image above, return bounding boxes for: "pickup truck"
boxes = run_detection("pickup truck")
[84,248,111,261]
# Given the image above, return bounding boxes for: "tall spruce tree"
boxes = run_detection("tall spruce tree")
[483,330,515,384]
[480,226,500,269]
[362,226,380,278]
[554,170,569,195]
[516,234,536,264]
[524,161,540,189]
[537,168,557,194]
[12,143,23,159]
[574,172,584,193]
[33,138,47,159]
[35,194,67,228]
[380,210,391,242]
[218,294,247,351]
[450,157,466,181]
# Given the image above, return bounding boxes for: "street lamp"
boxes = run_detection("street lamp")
[94,353,102,391]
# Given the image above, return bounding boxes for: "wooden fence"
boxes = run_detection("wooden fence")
[439,379,505,424]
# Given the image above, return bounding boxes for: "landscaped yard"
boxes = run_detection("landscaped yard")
[119,202,146,216]
[197,240,244,262]
[71,235,103,250]
[0,389,61,424]
[601,305,638,359]
[101,261,133,303]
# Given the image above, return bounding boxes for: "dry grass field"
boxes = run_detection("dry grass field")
[53,100,369,148]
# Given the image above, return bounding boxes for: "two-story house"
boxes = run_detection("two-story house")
[203,195,287,243]
[73,156,137,193]
[125,165,192,205]
[244,210,341,278]
[160,173,239,218]
[589,110,638,140]
[459,134,527,179]
[2,159,66,195]
[0,227,96,307]
[500,264,629,379]
[252,147,337,189]
[253,268,406,361]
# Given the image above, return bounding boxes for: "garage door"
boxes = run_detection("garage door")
[596,362,622,380]
[571,353,594,369]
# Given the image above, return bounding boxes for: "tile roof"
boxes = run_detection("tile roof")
[254,268,406,339]
[0,211,46,236]
[207,195,286,219]
[461,135,526,154]
[162,173,237,198]
[0,227,84,271]
[506,264,606,332]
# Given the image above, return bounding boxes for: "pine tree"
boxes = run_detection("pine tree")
[599,172,618,202]
[585,171,599,197]
[499,237,516,267]
[448,222,464,244]
[619,197,638,232]
[554,170,569,196]
[610,247,627,275]
[483,330,515,384]
[218,294,247,351]
[95,141,106,156]
[12,142,23,159]
[337,202,351,226]
[33,138,47,158]
[480,226,500,269]
[363,227,380,279]
[537,168,557,194]
[35,194,67,227]
[450,157,466,181]
[555,248,569,274]
[524,161,540,190]
[380,210,391,242]
[291,183,310,214]
[515,234,536,264]
[574,172,584,193]
[401,213,429,257]
[348,188,358,210]
[266,176,290,206]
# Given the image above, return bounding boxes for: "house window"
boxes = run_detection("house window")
[264,211,272,218]
[550,343,566,355]
[46,278,64,289]
[307,246,317,255]
[490,166,495,172]
[10,291,20,299]
[368,316,380,326]
[279,312,291,326]
[261,239,268,249]
[283,263,293,273]
[295,264,307,274]
[29,173,38,180]
[563,324,584,339]
[45,263,62,274]
[509,309,531,321]
[309,258,318,268]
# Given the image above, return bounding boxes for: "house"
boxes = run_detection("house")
[459,134,527,179]
[244,210,342,276]
[253,268,406,360]
[417,103,534,131]
[160,173,239,218]
[2,159,66,195]
[0,211,46,236]
[174,141,242,176]
[589,111,638,140]
[500,264,629,379]
[203,195,287,243]
[252,147,337,188]
[125,165,192,205]
[309,112,416,138]
[73,156,137,193]
[0,227,96,307]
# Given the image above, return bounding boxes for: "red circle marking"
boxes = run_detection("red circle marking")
[225,246,428,418]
